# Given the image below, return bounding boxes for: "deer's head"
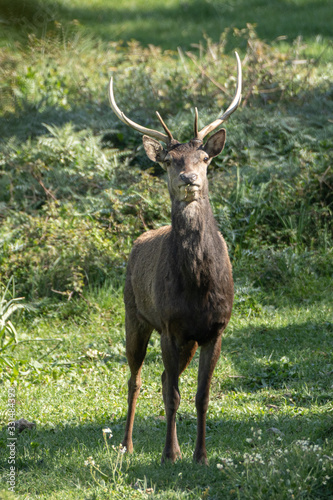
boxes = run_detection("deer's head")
[108,53,242,204]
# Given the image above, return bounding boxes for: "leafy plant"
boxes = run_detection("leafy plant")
[0,277,26,369]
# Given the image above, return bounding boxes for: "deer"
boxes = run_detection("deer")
[108,52,242,465]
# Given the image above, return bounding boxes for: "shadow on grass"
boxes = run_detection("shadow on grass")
[0,316,331,494]
[0,409,332,496]
[2,77,333,148]
[0,101,115,143]
[221,319,333,392]
[2,0,333,50]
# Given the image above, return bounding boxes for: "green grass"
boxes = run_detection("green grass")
[0,0,333,498]
[0,283,332,498]
[1,0,333,57]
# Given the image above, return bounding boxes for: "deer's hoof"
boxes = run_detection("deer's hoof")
[122,440,133,454]
[161,447,182,464]
[193,450,208,465]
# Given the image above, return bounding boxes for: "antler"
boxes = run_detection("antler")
[108,77,173,144]
[109,52,241,145]
[195,52,242,141]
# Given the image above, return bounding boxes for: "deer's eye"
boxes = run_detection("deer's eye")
[164,159,172,167]
[203,156,210,163]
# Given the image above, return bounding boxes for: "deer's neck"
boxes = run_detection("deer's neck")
[171,197,223,288]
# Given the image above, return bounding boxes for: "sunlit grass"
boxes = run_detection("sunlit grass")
[2,0,333,58]
[0,287,332,498]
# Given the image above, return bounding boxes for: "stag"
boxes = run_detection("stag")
[108,53,242,464]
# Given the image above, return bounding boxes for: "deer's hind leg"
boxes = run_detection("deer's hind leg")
[122,287,153,453]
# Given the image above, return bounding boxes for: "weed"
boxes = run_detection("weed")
[0,277,26,372]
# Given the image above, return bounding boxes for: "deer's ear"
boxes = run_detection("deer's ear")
[203,129,226,158]
[143,136,166,163]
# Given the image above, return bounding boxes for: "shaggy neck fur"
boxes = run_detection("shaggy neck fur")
[170,195,224,291]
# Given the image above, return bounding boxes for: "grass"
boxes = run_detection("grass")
[0,284,332,498]
[0,0,333,498]
[1,0,333,57]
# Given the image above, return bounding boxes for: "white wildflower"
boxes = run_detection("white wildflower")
[84,456,95,466]
[102,427,113,438]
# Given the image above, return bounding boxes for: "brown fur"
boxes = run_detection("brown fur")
[122,131,234,464]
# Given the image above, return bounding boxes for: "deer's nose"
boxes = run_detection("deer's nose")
[179,172,198,185]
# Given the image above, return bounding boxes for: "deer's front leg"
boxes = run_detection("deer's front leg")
[194,334,222,465]
[122,301,153,454]
[160,333,181,463]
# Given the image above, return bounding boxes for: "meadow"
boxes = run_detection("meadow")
[0,0,332,498]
